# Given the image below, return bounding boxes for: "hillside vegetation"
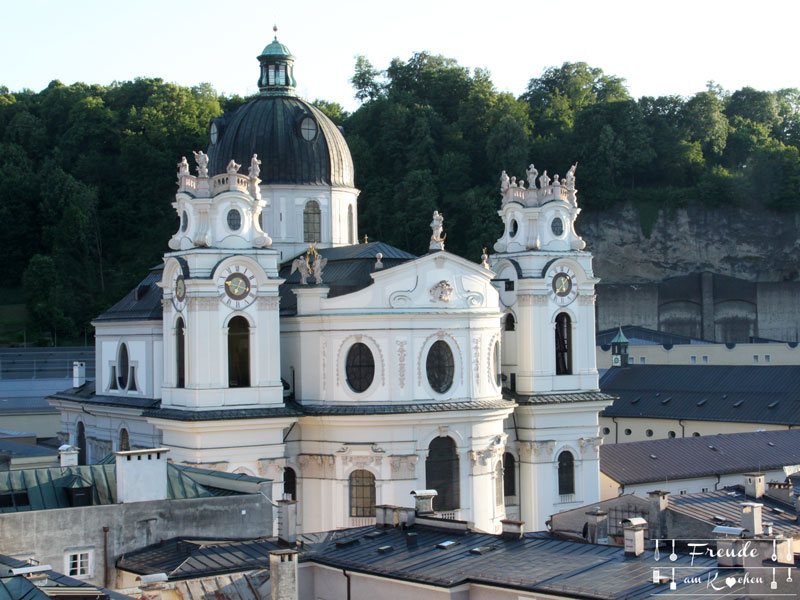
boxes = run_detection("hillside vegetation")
[0,56,798,343]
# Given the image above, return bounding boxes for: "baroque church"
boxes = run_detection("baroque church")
[49,33,613,534]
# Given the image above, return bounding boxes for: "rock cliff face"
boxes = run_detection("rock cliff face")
[579,203,800,284]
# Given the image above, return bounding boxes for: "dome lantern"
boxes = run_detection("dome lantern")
[258,26,297,96]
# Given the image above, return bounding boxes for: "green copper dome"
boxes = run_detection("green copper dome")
[257,27,297,95]
[260,38,294,59]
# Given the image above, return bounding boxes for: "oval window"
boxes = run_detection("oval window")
[117,343,129,390]
[181,210,189,232]
[426,340,454,394]
[551,217,564,236]
[509,219,519,238]
[300,116,318,141]
[210,122,219,144]
[345,342,375,393]
[227,209,242,231]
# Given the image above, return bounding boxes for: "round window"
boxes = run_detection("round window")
[181,210,189,232]
[624,428,632,436]
[509,219,518,238]
[345,343,375,393]
[602,427,610,435]
[300,116,318,141]
[551,217,564,236]
[426,340,454,394]
[646,429,654,437]
[668,431,676,438]
[227,209,242,231]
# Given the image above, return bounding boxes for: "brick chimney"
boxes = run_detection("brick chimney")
[410,489,437,515]
[741,502,763,537]
[744,473,765,499]
[648,491,670,540]
[269,549,299,600]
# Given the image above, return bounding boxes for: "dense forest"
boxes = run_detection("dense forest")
[0,55,798,344]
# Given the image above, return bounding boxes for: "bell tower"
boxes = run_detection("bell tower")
[491,163,612,530]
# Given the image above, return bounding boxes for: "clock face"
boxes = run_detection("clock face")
[216,265,257,309]
[546,266,578,306]
[172,271,187,311]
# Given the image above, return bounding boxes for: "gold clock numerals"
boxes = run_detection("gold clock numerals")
[217,265,258,308]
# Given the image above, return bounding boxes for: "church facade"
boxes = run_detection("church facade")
[49,33,613,534]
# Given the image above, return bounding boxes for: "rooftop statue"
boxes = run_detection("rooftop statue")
[290,252,311,285]
[310,246,327,284]
[226,159,241,175]
[539,170,550,189]
[429,211,446,251]
[500,170,510,193]
[526,164,538,189]
[193,151,209,177]
[177,156,190,178]
[248,154,261,179]
[566,162,577,190]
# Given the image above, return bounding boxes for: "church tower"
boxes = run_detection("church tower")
[491,165,613,530]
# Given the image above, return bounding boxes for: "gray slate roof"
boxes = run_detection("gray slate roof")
[600,429,800,485]
[94,266,163,323]
[600,365,800,425]
[596,325,707,347]
[508,390,616,406]
[49,381,160,410]
[0,440,57,460]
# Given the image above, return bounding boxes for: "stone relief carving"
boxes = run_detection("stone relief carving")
[472,337,481,387]
[256,296,280,309]
[430,280,454,303]
[579,436,603,454]
[468,434,508,469]
[396,340,407,388]
[390,455,419,477]
[578,294,596,306]
[189,297,219,310]
[296,454,335,479]
[517,294,548,306]
[516,439,557,462]
[321,339,327,392]
[486,333,500,385]
[257,457,287,479]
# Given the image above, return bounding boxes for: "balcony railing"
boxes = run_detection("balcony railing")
[348,517,376,528]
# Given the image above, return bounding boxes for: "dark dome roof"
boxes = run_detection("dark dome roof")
[207,96,354,187]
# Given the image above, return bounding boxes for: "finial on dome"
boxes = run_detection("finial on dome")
[273,24,278,39]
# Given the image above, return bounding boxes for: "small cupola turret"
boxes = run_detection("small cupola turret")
[610,326,629,367]
[258,26,297,96]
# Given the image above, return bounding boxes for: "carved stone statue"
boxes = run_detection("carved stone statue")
[553,174,560,186]
[429,211,446,251]
[566,162,577,189]
[307,245,327,284]
[226,159,241,174]
[290,253,311,285]
[248,154,261,179]
[481,248,490,269]
[192,151,209,177]
[430,280,454,303]
[539,170,551,188]
[526,163,538,189]
[177,156,190,177]
[510,176,517,188]
[500,170,510,193]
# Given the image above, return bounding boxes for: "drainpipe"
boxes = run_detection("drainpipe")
[342,569,351,600]
[678,419,686,438]
[102,526,109,588]
[612,417,619,444]
[714,474,721,491]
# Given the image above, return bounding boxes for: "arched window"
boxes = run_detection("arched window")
[228,316,250,388]
[347,205,354,244]
[503,452,516,497]
[284,467,297,501]
[426,437,459,512]
[117,343,129,389]
[558,451,575,496]
[76,422,87,466]
[303,201,321,243]
[176,317,185,388]
[555,313,572,375]
[345,343,375,393]
[119,429,130,452]
[426,340,454,394]
[495,460,504,507]
[504,314,516,331]
[349,470,376,517]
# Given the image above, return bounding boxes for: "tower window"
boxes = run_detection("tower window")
[426,437,459,511]
[426,340,454,394]
[504,313,515,331]
[117,343,129,389]
[176,317,185,388]
[119,428,130,452]
[349,470,376,517]
[503,452,516,497]
[228,316,250,388]
[509,219,519,238]
[227,209,242,231]
[555,313,572,375]
[345,342,375,393]
[303,201,321,243]
[284,467,297,501]
[558,451,575,496]
[268,65,275,85]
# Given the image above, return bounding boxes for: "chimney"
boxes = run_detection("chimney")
[741,502,763,537]
[276,499,297,545]
[59,444,79,467]
[648,491,670,540]
[114,448,169,503]
[73,361,86,388]
[500,519,524,540]
[744,473,765,499]
[622,518,647,557]
[585,508,609,544]
[269,549,299,600]
[410,489,437,515]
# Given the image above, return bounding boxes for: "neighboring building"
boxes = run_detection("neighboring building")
[599,429,800,498]
[49,33,612,534]
[0,448,273,587]
[596,324,800,370]
[598,364,800,443]
[0,429,57,470]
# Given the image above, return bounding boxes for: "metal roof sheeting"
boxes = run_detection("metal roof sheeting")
[94,267,164,323]
[601,429,800,485]
[600,365,800,424]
